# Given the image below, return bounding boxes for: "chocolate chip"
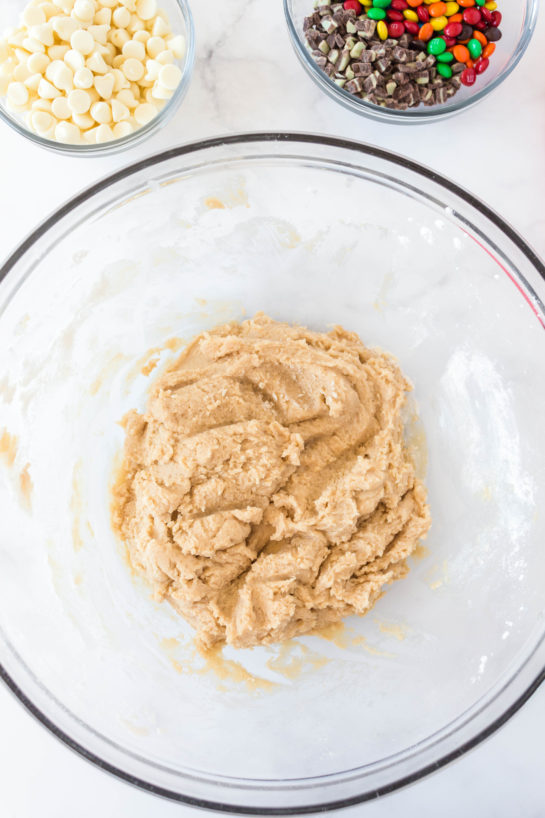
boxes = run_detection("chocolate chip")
[484,26,502,41]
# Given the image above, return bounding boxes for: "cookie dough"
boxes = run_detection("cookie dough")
[113,314,431,649]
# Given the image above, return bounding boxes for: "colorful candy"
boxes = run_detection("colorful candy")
[339,0,502,90]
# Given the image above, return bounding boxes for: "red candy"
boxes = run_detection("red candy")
[387,9,404,20]
[443,35,456,47]
[462,8,481,25]
[475,56,489,73]
[390,0,409,9]
[389,21,405,37]
[404,19,419,34]
[461,66,476,85]
[492,10,502,26]
[343,0,362,12]
[480,7,494,23]
[444,21,462,37]
[416,5,430,22]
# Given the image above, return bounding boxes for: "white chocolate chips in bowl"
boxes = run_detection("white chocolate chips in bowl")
[0,0,194,151]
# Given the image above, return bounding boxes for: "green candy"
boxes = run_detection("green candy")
[427,37,447,56]
[372,0,391,7]
[436,52,454,63]
[437,63,453,79]
[468,38,483,58]
[367,7,386,19]
[475,0,486,5]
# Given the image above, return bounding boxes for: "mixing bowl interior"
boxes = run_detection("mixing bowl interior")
[0,135,544,813]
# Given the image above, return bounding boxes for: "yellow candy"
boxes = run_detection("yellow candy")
[377,19,388,40]
[444,2,459,15]
[360,0,372,5]
[403,9,418,21]
[430,15,448,30]
[484,0,497,8]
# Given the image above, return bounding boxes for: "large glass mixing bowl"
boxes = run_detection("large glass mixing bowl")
[0,134,544,814]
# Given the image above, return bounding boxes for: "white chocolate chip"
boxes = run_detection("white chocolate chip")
[127,15,145,34]
[71,111,93,128]
[158,63,180,91]
[90,99,111,123]
[109,28,129,49]
[133,30,150,44]
[122,39,145,60]
[156,49,173,66]
[7,81,29,106]
[73,0,96,23]
[94,71,114,98]
[31,23,54,46]
[52,95,72,118]
[144,58,159,81]
[32,98,52,112]
[48,45,70,60]
[113,119,133,138]
[135,0,157,22]
[133,100,156,124]
[111,67,128,91]
[88,24,109,45]
[13,63,31,82]
[55,119,81,142]
[122,57,144,82]
[145,35,164,58]
[86,50,108,74]
[38,77,61,98]
[112,6,131,28]
[67,87,90,113]
[22,37,46,54]
[24,72,42,91]
[32,109,56,134]
[167,35,185,60]
[116,87,137,107]
[74,66,93,88]
[64,48,85,71]
[70,29,94,55]
[46,60,73,91]
[52,15,79,41]
[94,8,111,26]
[152,17,170,38]
[22,6,47,27]
[110,97,129,121]
[95,122,114,142]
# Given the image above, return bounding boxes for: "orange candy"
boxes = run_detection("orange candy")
[406,0,422,7]
[453,44,470,62]
[483,42,496,58]
[418,22,433,40]
[473,30,487,46]
[429,1,447,15]
[458,0,476,7]
[465,58,474,68]
[449,13,463,22]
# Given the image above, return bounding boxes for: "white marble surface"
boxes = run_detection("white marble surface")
[1,2,544,816]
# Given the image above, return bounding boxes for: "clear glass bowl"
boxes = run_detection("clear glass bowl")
[0,134,544,813]
[284,0,539,122]
[0,0,195,156]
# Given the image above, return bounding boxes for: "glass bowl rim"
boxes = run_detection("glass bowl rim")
[0,131,544,814]
[0,0,196,157]
[283,0,540,122]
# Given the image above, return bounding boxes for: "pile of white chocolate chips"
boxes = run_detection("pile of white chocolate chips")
[0,0,186,144]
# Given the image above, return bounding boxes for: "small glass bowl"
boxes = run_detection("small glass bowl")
[0,0,195,156]
[284,0,539,123]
